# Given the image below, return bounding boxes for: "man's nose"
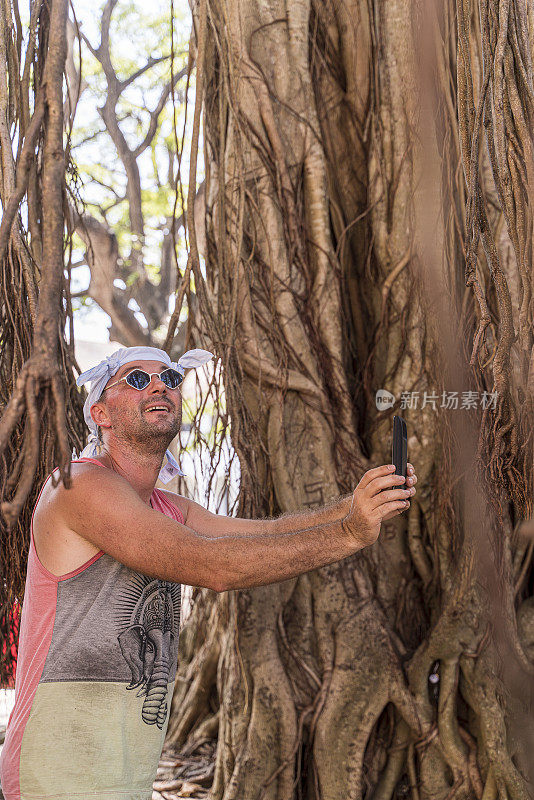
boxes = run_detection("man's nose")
[148,374,167,392]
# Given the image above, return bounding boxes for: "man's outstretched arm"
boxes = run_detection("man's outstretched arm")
[165,463,417,539]
[55,463,416,592]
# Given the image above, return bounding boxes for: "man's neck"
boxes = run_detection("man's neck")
[95,438,166,504]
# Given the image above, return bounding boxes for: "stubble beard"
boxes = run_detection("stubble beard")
[110,404,182,460]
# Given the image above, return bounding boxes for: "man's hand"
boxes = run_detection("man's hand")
[342,463,417,548]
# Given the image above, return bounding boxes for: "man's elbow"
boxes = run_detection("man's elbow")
[212,572,252,592]
[208,569,229,593]
[211,569,241,592]
[186,576,226,593]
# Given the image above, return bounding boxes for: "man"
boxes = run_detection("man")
[0,346,417,800]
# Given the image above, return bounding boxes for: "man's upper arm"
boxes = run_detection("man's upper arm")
[54,465,219,590]
[161,490,272,539]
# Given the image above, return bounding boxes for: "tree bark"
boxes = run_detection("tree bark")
[167,1,534,798]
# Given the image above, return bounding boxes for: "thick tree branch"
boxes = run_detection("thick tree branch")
[72,209,151,346]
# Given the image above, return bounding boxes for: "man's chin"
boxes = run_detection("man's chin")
[136,417,181,448]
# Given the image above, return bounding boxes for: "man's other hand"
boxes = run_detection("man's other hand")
[342,463,417,548]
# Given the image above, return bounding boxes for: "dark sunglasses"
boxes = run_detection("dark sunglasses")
[106,367,183,392]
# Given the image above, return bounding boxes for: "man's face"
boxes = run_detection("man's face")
[90,360,183,453]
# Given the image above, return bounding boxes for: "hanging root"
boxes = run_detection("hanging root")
[1,0,82,532]
[1,376,40,528]
[167,592,222,748]
[0,0,86,684]
[1,364,74,529]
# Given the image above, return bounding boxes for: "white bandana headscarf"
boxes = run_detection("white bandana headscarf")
[76,346,213,484]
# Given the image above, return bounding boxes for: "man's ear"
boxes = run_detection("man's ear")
[90,400,112,430]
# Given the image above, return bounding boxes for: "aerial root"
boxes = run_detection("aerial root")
[0,362,75,528]
[482,767,497,800]
[372,735,409,800]
[256,702,315,800]
[51,374,73,486]
[436,659,474,796]
[1,374,38,528]
[277,609,321,690]
[458,726,484,799]
[184,710,220,746]
[167,610,221,748]
[0,363,29,454]
[461,655,532,800]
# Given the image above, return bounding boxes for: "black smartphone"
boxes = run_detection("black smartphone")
[392,415,408,481]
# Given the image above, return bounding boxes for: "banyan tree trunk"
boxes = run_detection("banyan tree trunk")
[168,1,534,799]
[0,0,86,683]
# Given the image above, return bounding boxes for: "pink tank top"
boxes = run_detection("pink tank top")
[0,458,185,800]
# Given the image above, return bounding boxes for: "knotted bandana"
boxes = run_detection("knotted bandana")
[76,345,213,483]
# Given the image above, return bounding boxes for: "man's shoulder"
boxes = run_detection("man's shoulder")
[35,460,126,519]
[32,462,112,574]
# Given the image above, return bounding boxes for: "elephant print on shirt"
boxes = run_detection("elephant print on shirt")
[114,574,181,728]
